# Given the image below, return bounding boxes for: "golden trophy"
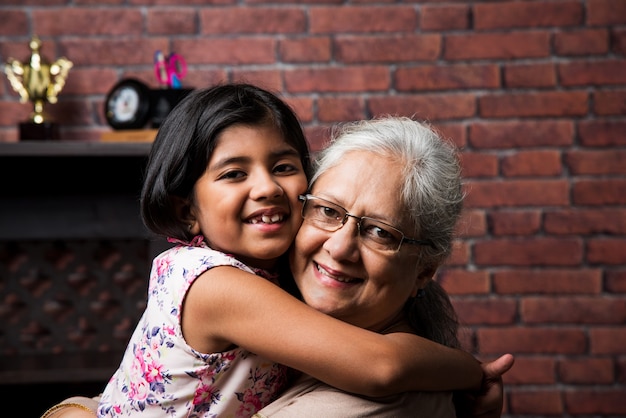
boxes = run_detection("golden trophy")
[4,35,73,140]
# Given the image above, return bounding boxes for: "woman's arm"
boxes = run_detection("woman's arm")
[184,266,483,397]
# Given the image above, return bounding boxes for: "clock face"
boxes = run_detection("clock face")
[105,79,151,130]
[110,87,140,122]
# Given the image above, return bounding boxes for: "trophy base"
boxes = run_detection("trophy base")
[20,121,60,141]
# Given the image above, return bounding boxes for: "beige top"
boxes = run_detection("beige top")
[253,374,456,418]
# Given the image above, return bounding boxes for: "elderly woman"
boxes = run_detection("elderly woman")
[255,116,513,417]
[42,117,512,418]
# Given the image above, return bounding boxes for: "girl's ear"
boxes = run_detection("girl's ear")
[173,196,200,235]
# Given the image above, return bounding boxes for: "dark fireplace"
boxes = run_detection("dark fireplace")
[0,141,169,415]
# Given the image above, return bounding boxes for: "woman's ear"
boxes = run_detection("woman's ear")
[410,266,437,298]
[173,196,200,235]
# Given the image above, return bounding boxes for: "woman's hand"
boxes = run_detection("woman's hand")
[455,353,515,418]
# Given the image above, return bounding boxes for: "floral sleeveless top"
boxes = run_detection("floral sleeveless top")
[97,241,289,418]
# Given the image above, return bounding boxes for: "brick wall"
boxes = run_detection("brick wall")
[1,1,625,416]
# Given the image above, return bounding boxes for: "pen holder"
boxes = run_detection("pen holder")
[150,88,194,128]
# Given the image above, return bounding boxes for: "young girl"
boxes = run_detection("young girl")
[91,84,483,417]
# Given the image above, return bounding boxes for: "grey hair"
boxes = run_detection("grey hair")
[312,116,464,270]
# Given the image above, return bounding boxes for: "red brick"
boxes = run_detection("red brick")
[452,298,517,325]
[545,208,626,234]
[317,96,365,123]
[573,179,626,205]
[501,150,562,177]
[613,28,626,54]
[479,91,588,118]
[459,152,499,178]
[174,38,276,65]
[368,93,476,121]
[503,356,556,384]
[509,389,563,415]
[230,70,282,92]
[49,99,96,126]
[310,6,416,33]
[493,269,602,294]
[285,66,389,93]
[279,37,332,63]
[606,270,626,293]
[559,59,626,86]
[590,327,626,354]
[0,102,32,127]
[0,11,28,36]
[420,4,469,31]
[396,64,499,91]
[304,125,333,154]
[522,296,626,324]
[578,120,626,146]
[60,38,167,66]
[283,97,314,124]
[474,238,583,267]
[558,357,614,384]
[564,388,626,415]
[62,68,119,95]
[147,9,197,35]
[445,240,469,266]
[566,150,626,174]
[587,0,626,25]
[434,122,466,149]
[488,210,542,236]
[199,7,306,34]
[183,70,226,92]
[554,28,610,56]
[464,179,569,208]
[619,357,626,383]
[469,120,574,148]
[33,8,143,36]
[474,1,582,29]
[437,268,490,295]
[336,34,441,63]
[594,89,626,115]
[478,327,586,354]
[587,238,626,265]
[445,32,550,60]
[504,63,557,88]
[456,209,487,238]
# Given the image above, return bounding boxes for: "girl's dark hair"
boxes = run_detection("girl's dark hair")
[140,83,312,241]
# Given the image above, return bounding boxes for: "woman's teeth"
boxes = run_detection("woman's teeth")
[317,264,354,283]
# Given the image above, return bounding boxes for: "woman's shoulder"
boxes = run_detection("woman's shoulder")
[256,376,456,418]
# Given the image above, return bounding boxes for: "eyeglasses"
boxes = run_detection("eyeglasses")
[298,194,434,253]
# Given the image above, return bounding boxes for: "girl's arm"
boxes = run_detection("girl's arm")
[183,266,482,398]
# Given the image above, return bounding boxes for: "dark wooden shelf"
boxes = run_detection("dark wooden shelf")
[0,352,122,384]
[0,140,152,157]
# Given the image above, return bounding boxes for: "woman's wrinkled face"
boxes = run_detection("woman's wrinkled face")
[290,150,430,331]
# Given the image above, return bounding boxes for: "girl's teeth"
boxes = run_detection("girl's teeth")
[260,214,282,223]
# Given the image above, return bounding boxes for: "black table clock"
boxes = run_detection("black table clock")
[104,78,152,130]
[105,78,193,130]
